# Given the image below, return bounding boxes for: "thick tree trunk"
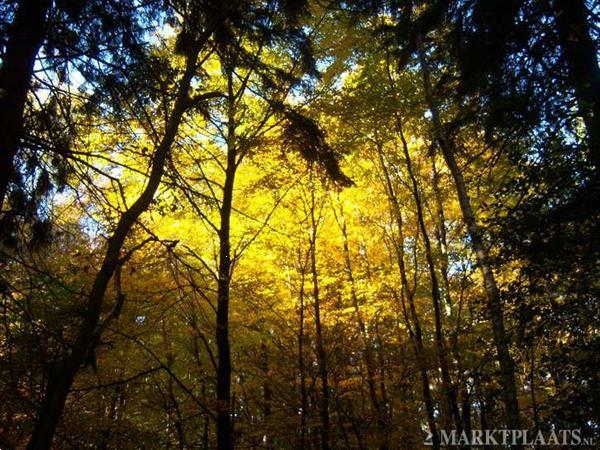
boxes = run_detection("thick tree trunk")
[554,0,600,168]
[0,0,52,210]
[26,47,201,450]
[417,37,521,434]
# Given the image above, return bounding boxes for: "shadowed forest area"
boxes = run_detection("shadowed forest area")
[0,0,599,448]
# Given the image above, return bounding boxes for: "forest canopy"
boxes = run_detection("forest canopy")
[0,0,598,449]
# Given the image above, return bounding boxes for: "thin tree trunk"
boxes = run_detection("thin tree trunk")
[260,339,272,448]
[416,36,521,433]
[376,143,440,449]
[554,0,600,168]
[529,340,540,433]
[163,320,186,450]
[203,381,210,450]
[364,250,391,428]
[429,155,474,435]
[374,320,390,424]
[97,385,125,450]
[334,200,388,450]
[0,0,52,210]
[393,108,462,434]
[297,249,309,449]
[429,153,453,311]
[216,68,238,450]
[308,182,330,450]
[26,44,202,450]
[331,372,356,450]
[477,385,489,432]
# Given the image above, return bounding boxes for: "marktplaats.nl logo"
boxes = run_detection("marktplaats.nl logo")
[424,429,595,446]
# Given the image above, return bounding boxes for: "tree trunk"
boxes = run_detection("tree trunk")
[0,0,52,210]
[376,143,440,449]
[417,36,521,434]
[374,320,390,426]
[393,108,463,434]
[202,381,210,450]
[529,341,540,433]
[216,69,238,450]
[308,182,330,450]
[554,0,600,169]
[429,154,474,435]
[260,339,272,448]
[335,201,388,450]
[429,154,453,311]
[97,385,125,450]
[297,249,309,449]
[26,46,201,450]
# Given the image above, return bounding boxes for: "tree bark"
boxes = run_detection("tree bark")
[26,46,201,450]
[417,36,521,434]
[0,0,52,210]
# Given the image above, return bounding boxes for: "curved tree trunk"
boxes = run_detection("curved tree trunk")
[26,46,202,450]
